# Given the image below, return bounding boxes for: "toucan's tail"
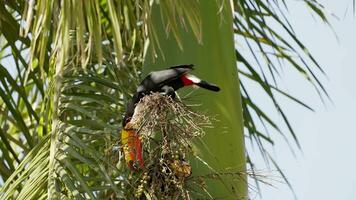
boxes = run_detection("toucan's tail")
[196,80,220,92]
[121,128,144,171]
[182,75,221,92]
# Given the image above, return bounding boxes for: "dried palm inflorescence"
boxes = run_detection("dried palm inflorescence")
[120,93,210,199]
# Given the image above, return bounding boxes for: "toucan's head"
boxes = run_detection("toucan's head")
[122,91,144,127]
[122,116,131,127]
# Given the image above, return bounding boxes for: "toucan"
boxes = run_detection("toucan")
[121,64,220,171]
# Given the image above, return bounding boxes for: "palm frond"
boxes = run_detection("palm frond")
[0,135,50,199]
[0,59,134,199]
[0,1,183,199]
[0,2,47,185]
[0,0,203,196]
[233,0,329,194]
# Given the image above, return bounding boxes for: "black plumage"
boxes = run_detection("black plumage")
[122,64,219,126]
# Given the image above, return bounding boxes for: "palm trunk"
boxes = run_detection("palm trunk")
[144,0,247,199]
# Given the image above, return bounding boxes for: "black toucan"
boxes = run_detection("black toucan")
[121,64,220,170]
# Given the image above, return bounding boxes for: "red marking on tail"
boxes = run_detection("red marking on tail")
[181,75,194,86]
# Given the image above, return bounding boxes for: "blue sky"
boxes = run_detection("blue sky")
[248,1,356,199]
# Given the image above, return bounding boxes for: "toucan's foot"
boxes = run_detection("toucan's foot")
[161,85,176,99]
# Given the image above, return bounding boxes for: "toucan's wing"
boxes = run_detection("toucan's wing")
[169,64,194,70]
[150,67,191,83]
[138,67,193,92]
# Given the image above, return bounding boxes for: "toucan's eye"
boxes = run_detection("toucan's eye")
[125,117,131,124]
[138,92,144,98]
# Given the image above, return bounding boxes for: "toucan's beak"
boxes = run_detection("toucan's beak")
[121,128,144,170]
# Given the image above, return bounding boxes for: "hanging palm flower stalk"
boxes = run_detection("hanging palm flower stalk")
[119,93,211,199]
[119,93,268,199]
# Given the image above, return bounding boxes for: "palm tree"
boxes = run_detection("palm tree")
[0,0,328,199]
